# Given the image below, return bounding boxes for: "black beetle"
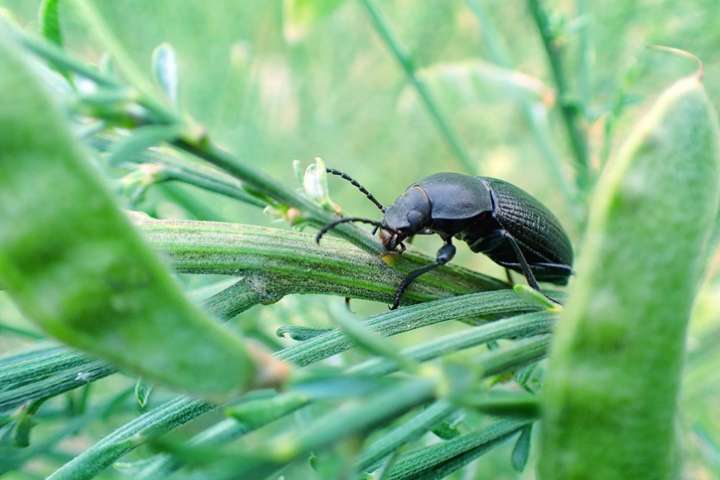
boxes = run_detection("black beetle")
[316,169,573,309]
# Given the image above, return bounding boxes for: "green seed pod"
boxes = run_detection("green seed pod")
[539,75,720,479]
[0,35,280,399]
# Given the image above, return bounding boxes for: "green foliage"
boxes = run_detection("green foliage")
[1,0,720,479]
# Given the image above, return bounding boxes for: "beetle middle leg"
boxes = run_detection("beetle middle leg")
[504,268,515,286]
[390,241,456,310]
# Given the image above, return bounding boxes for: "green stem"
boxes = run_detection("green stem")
[527,0,590,191]
[348,313,552,376]
[45,302,541,480]
[141,328,548,480]
[173,139,383,253]
[158,162,266,208]
[0,322,44,339]
[359,0,475,174]
[355,400,457,472]
[135,216,507,305]
[467,0,575,205]
[139,311,548,478]
[576,0,591,106]
[386,418,529,479]
[278,293,539,366]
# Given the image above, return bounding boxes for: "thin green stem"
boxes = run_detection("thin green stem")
[359,0,475,174]
[173,139,383,253]
[467,0,575,205]
[527,0,590,191]
[44,302,542,480]
[7,27,117,88]
[347,313,552,377]
[0,322,44,340]
[129,327,548,480]
[576,0,591,106]
[157,161,267,208]
[355,400,457,472]
[386,418,529,479]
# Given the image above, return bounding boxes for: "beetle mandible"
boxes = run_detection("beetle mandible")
[316,169,574,309]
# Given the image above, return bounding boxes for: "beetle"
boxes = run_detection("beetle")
[316,169,573,309]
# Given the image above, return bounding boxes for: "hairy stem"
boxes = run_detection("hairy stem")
[134,215,507,305]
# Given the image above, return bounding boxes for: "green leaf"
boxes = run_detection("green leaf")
[282,0,346,43]
[134,378,153,410]
[511,424,532,472]
[0,34,280,399]
[540,75,720,479]
[39,0,63,46]
[276,324,331,341]
[512,284,561,311]
[107,124,183,166]
[225,391,309,430]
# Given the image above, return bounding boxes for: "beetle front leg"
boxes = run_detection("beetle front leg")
[390,241,456,310]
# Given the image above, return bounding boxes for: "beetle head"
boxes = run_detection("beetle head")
[380,186,431,251]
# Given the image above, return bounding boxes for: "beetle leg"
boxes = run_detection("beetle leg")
[390,241,456,309]
[500,231,541,291]
[504,268,515,286]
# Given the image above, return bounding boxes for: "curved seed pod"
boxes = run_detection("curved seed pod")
[0,35,283,399]
[539,75,720,479]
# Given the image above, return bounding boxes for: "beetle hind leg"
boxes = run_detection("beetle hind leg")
[498,231,563,304]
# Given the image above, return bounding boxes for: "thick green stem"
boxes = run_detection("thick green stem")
[540,77,720,479]
[134,215,507,305]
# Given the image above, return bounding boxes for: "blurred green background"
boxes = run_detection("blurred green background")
[1,0,720,478]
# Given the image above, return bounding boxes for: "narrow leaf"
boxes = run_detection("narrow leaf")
[134,378,153,410]
[39,0,63,46]
[511,424,532,472]
[108,125,183,166]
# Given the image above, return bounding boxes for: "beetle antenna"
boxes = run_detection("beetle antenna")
[316,217,394,244]
[326,168,385,212]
